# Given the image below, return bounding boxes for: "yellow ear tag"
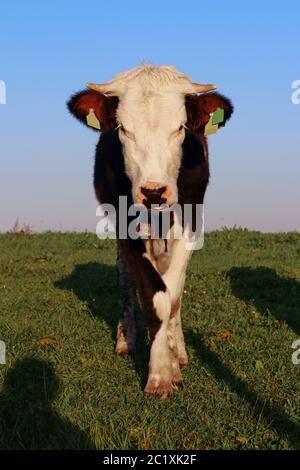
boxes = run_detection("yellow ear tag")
[204,113,219,136]
[86,108,101,130]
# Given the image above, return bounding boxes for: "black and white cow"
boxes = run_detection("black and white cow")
[67,65,233,396]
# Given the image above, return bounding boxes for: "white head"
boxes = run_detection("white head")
[68,65,234,207]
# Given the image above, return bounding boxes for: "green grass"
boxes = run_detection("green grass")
[0,229,300,450]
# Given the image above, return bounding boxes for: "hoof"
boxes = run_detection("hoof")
[124,353,135,367]
[172,370,184,390]
[144,376,173,398]
[173,381,184,391]
[115,342,135,363]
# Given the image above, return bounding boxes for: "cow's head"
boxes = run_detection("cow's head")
[68,66,233,207]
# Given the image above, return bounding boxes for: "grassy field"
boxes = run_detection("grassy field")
[0,229,300,450]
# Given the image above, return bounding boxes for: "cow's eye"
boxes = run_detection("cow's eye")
[118,125,135,141]
[170,125,186,140]
[172,125,185,137]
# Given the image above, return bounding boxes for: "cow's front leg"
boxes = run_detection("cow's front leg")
[144,289,173,396]
[118,239,173,396]
[168,301,183,388]
[162,234,196,379]
[115,246,137,358]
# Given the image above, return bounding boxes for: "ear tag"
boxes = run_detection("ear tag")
[86,108,101,129]
[204,114,219,136]
[212,107,224,125]
[205,108,225,136]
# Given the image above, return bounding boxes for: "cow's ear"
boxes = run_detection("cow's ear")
[185,92,233,133]
[67,90,118,131]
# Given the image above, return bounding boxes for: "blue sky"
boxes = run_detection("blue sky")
[0,0,299,232]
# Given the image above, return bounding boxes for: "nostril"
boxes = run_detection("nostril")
[140,186,168,206]
[157,186,167,197]
[141,186,167,199]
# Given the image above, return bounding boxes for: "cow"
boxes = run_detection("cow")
[67,65,233,396]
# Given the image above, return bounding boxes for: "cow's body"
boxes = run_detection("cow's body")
[68,65,233,396]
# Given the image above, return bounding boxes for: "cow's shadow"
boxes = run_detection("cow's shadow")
[55,262,120,340]
[227,266,300,335]
[54,263,149,387]
[0,358,95,449]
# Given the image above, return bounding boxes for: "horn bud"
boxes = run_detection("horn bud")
[192,83,217,93]
[86,82,112,94]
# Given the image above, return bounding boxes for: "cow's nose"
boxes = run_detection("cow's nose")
[140,186,167,206]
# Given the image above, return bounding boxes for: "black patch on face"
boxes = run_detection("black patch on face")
[94,130,132,207]
[181,131,206,170]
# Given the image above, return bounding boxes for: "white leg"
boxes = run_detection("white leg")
[144,291,173,396]
[162,234,194,369]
